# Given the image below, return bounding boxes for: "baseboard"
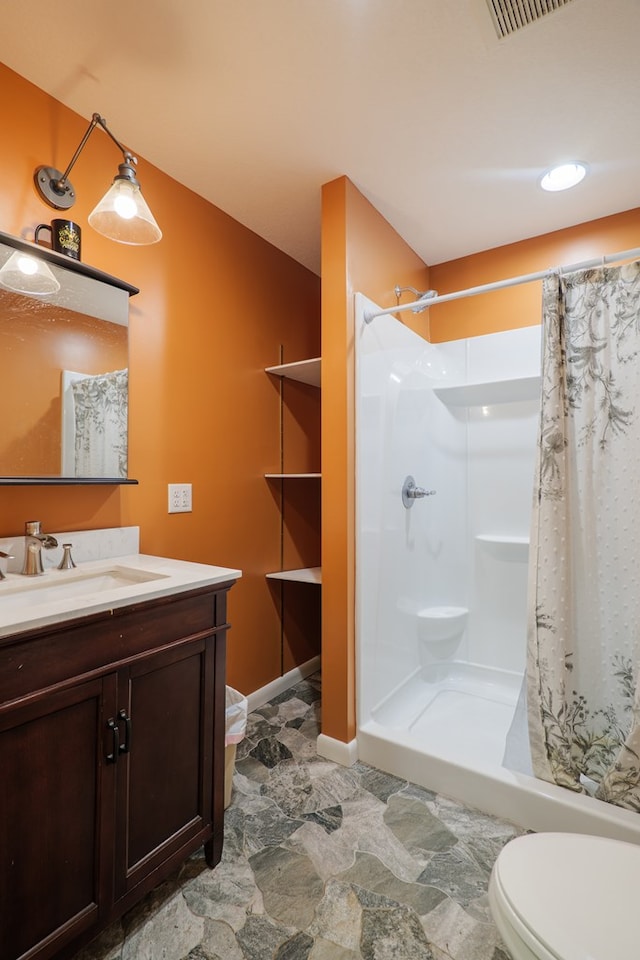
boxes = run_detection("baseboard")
[245,657,358,769]
[316,733,359,767]
[246,656,321,713]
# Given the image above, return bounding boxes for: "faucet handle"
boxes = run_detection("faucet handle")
[0,550,14,581]
[58,544,76,570]
[25,520,42,536]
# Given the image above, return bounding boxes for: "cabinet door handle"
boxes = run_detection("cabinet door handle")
[106,718,120,763]
[118,709,132,755]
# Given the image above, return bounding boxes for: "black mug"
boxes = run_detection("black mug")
[35,219,81,261]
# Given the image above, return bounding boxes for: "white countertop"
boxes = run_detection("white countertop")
[0,554,242,639]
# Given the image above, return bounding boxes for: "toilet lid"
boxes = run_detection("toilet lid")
[494,832,640,960]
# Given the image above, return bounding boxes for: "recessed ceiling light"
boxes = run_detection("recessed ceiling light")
[540,162,588,192]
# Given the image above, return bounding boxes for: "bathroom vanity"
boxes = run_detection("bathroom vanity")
[0,554,240,960]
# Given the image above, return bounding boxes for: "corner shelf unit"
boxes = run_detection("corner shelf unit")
[265,357,321,585]
[476,534,529,546]
[433,375,540,407]
[475,533,530,560]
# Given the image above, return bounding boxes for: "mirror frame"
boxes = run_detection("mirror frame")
[0,230,139,485]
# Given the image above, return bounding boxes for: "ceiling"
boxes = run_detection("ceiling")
[0,0,638,275]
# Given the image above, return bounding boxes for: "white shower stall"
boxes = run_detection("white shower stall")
[355,293,640,842]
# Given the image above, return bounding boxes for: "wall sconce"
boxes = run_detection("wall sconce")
[34,113,162,245]
[0,250,60,295]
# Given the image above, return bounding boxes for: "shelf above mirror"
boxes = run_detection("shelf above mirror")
[0,230,138,292]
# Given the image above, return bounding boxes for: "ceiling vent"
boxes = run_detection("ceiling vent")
[486,0,574,38]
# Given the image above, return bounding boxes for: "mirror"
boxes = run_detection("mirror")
[0,231,138,484]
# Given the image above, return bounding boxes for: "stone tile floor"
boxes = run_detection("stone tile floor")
[73,674,520,960]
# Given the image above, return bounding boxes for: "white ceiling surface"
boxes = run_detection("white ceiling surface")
[0,0,638,274]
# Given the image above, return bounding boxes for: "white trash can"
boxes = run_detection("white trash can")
[224,686,248,808]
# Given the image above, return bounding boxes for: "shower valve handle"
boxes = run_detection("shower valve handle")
[411,486,436,498]
[402,476,436,508]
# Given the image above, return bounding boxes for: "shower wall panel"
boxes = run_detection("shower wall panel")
[464,326,541,673]
[356,295,466,720]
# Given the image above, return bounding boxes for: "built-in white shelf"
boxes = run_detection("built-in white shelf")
[476,534,530,560]
[266,567,322,584]
[265,473,321,479]
[476,534,529,546]
[265,357,321,387]
[433,375,540,407]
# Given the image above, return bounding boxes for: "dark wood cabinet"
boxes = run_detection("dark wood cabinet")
[0,580,235,960]
[113,636,218,909]
[0,676,114,960]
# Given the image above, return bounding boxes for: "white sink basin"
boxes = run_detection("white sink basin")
[0,553,242,639]
[0,565,168,608]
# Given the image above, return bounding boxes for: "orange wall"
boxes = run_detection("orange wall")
[321,176,430,744]
[429,208,640,341]
[0,63,320,696]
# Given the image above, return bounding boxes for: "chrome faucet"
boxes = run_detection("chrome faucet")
[21,521,58,576]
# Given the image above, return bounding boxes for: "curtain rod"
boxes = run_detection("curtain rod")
[363,245,640,324]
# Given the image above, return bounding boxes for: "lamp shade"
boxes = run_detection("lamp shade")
[0,251,60,295]
[88,178,162,245]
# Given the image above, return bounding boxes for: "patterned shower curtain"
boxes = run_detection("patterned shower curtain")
[72,368,128,478]
[527,261,640,811]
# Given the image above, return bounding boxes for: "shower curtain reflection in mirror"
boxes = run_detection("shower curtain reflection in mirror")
[61,368,128,478]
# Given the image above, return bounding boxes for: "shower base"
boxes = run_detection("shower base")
[371,661,520,768]
[361,660,640,844]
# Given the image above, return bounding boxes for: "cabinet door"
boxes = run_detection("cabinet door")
[0,676,116,960]
[113,635,217,905]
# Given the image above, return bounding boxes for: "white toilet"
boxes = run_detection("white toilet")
[488,832,640,960]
